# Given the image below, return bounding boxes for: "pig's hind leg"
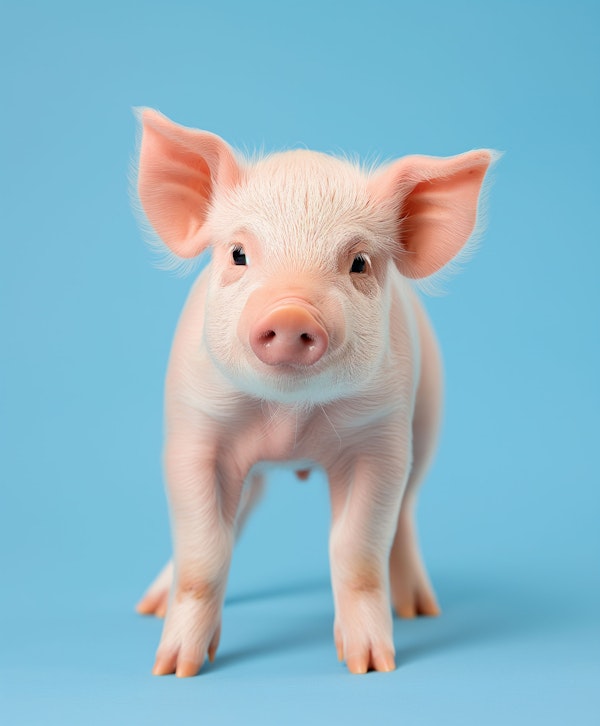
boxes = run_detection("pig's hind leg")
[136,473,265,619]
[136,559,173,618]
[389,302,442,619]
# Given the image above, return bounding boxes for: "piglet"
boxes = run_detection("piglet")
[134,108,496,676]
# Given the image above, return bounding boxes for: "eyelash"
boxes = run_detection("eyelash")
[232,245,247,266]
[350,253,369,274]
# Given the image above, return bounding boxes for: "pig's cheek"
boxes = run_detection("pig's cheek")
[204,286,251,372]
[348,304,387,382]
[205,310,239,368]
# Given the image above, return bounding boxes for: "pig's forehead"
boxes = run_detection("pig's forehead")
[210,150,392,247]
[246,149,364,189]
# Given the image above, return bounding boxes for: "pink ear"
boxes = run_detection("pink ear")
[136,108,241,258]
[369,150,494,278]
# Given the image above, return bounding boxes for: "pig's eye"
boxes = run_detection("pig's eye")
[232,246,247,266]
[350,254,367,274]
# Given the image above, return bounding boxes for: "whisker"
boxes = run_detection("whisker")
[255,400,286,444]
[320,404,342,449]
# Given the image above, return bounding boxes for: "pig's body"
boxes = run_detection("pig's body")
[134,109,495,676]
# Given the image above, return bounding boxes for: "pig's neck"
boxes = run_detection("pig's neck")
[227,377,404,469]
[255,400,319,459]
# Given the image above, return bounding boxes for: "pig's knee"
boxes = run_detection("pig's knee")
[330,530,386,593]
[339,564,385,595]
[177,577,220,602]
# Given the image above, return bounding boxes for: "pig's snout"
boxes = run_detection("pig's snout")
[250,305,329,367]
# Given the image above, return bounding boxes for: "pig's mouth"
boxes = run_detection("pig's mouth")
[240,344,344,403]
[252,350,329,378]
[258,358,323,374]
[233,336,365,405]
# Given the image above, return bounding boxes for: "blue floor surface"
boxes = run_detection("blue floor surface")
[3,559,598,726]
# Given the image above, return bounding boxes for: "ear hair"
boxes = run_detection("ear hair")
[132,107,241,268]
[369,149,502,290]
[129,109,209,275]
[413,149,503,296]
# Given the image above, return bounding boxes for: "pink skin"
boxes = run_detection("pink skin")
[249,303,329,367]
[134,108,495,677]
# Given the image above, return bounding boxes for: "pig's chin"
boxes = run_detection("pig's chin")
[241,359,344,405]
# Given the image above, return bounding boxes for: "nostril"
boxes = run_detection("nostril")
[259,330,317,346]
[259,330,276,344]
[249,305,329,366]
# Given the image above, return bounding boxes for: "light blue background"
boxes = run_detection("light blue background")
[1,1,598,724]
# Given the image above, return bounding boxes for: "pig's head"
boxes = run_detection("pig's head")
[136,108,495,404]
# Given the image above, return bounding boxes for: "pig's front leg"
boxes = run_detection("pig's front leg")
[152,424,244,678]
[328,440,409,674]
[136,473,264,619]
